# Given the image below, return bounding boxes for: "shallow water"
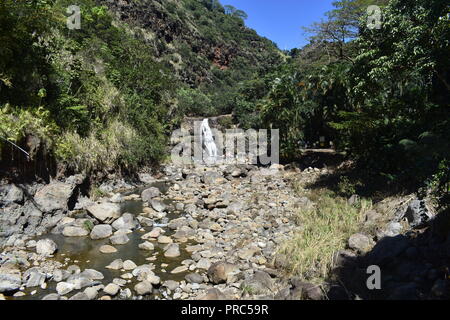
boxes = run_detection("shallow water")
[12,182,196,300]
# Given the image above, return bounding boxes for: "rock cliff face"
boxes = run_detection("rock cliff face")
[98,0,283,86]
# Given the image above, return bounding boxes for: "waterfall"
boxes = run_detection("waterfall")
[200,118,218,161]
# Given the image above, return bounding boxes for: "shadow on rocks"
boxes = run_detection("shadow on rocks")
[326,207,450,300]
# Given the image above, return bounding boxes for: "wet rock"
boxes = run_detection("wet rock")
[138,241,155,251]
[207,262,239,284]
[109,233,130,245]
[52,269,70,282]
[164,244,180,258]
[106,259,124,270]
[25,270,46,288]
[348,233,374,253]
[134,281,153,295]
[80,269,104,280]
[112,213,139,231]
[123,260,137,271]
[67,274,99,289]
[56,282,75,295]
[104,283,120,296]
[142,227,162,239]
[137,216,153,227]
[90,224,113,240]
[67,265,81,275]
[62,226,89,237]
[98,245,116,254]
[86,202,121,224]
[141,187,160,202]
[35,238,57,256]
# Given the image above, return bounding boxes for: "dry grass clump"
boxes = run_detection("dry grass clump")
[277,182,372,282]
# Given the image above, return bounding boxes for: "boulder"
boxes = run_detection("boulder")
[86,202,121,224]
[106,259,123,270]
[164,244,180,258]
[35,238,57,256]
[111,213,139,231]
[56,282,75,295]
[138,241,155,251]
[109,233,130,245]
[90,224,113,240]
[62,226,89,237]
[34,182,76,212]
[123,260,137,271]
[99,245,117,254]
[103,283,120,296]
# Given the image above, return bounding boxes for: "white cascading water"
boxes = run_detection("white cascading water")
[200,118,218,162]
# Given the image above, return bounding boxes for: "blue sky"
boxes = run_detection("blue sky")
[222,0,335,50]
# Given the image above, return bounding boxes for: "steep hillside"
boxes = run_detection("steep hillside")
[100,0,284,115]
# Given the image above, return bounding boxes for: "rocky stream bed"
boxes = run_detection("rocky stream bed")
[1,163,449,300]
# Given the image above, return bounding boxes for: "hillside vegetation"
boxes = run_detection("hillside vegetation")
[0,0,282,178]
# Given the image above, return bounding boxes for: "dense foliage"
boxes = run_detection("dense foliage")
[255,0,449,204]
